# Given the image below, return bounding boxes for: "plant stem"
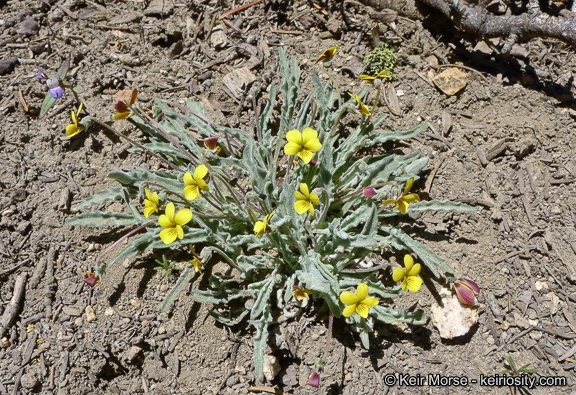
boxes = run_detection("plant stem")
[315,188,330,228]
[97,220,155,264]
[323,66,341,109]
[360,83,381,133]
[281,225,306,255]
[321,311,333,362]
[204,246,244,273]
[285,155,293,186]
[200,191,223,212]
[328,105,350,138]
[87,117,185,172]
[333,182,393,204]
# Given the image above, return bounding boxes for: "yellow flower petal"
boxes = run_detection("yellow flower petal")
[294,190,306,201]
[404,177,414,194]
[174,208,192,226]
[403,193,420,203]
[309,204,314,217]
[406,276,423,292]
[302,127,318,144]
[356,303,370,319]
[396,199,409,214]
[299,183,310,198]
[356,283,369,300]
[183,185,199,201]
[145,187,153,201]
[359,104,371,116]
[401,278,407,292]
[176,224,184,240]
[194,165,208,181]
[284,142,301,156]
[361,296,379,308]
[196,177,209,192]
[254,221,266,236]
[340,291,359,306]
[406,263,421,277]
[158,214,172,229]
[160,228,178,244]
[343,304,357,317]
[309,192,320,206]
[71,110,77,125]
[404,255,414,273]
[392,267,406,283]
[143,206,157,218]
[114,112,129,121]
[183,172,195,186]
[294,200,311,215]
[303,138,322,152]
[297,150,314,164]
[65,124,80,138]
[165,202,175,220]
[382,199,395,206]
[286,129,303,145]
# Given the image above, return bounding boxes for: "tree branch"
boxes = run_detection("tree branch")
[418,0,576,47]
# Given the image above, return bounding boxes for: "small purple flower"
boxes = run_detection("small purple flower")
[363,187,377,198]
[35,67,48,80]
[306,369,320,388]
[46,77,63,98]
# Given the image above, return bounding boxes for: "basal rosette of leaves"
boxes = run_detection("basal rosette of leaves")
[67,49,474,379]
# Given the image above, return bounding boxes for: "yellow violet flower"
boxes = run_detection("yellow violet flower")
[143,187,160,218]
[392,254,423,292]
[65,103,84,138]
[315,45,338,64]
[340,283,379,318]
[382,177,420,214]
[359,69,389,85]
[183,165,209,201]
[254,210,276,236]
[348,93,371,116]
[158,202,192,245]
[284,128,322,164]
[294,183,319,216]
[292,285,314,302]
[189,256,203,273]
[114,88,137,120]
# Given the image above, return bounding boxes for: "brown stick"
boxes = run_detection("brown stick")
[0,272,28,338]
[418,0,576,47]
[219,0,265,20]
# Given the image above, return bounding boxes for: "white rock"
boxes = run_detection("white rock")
[262,354,281,381]
[534,281,548,291]
[431,288,479,339]
[85,305,97,322]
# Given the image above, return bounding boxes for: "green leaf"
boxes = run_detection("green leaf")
[209,309,250,326]
[56,54,71,79]
[372,305,426,325]
[66,212,140,227]
[75,187,137,210]
[161,263,194,312]
[248,276,276,320]
[395,200,475,214]
[248,306,272,380]
[339,278,401,299]
[39,93,57,118]
[296,252,341,317]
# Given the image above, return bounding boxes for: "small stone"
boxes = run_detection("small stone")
[104,307,115,316]
[130,299,141,309]
[86,305,97,322]
[474,41,492,55]
[20,373,38,389]
[431,288,479,339]
[535,281,549,291]
[262,355,281,381]
[344,372,353,381]
[144,0,173,16]
[235,365,246,375]
[211,28,228,50]
[513,313,530,329]
[87,243,96,252]
[1,337,10,348]
[424,55,438,70]
[62,306,83,317]
[74,317,83,327]
[432,67,467,96]
[0,58,19,75]
[222,67,257,99]
[158,326,166,335]
[125,345,143,363]
[18,18,39,36]
[486,0,507,14]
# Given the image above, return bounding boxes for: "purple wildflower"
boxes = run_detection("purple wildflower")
[46,77,63,98]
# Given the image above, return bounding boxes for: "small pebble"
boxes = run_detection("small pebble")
[86,305,97,322]
[20,373,38,389]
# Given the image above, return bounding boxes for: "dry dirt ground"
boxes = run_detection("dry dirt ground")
[2,0,576,394]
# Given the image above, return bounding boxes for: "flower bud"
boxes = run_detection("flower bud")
[83,273,100,289]
[454,278,479,305]
[204,136,219,151]
[310,159,317,166]
[363,187,376,198]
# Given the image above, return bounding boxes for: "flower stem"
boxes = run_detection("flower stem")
[97,220,155,264]
[87,117,184,172]
[360,84,381,133]
[200,191,223,212]
[203,246,244,273]
[323,66,341,109]
[321,311,333,362]
[328,105,351,139]
[315,188,330,228]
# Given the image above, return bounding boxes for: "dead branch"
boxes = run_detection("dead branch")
[417,0,576,48]
[0,273,28,338]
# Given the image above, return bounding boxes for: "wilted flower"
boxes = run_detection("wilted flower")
[340,283,379,318]
[454,278,479,305]
[183,165,209,201]
[294,183,319,216]
[143,187,160,218]
[363,187,376,198]
[306,369,321,388]
[315,45,338,65]
[254,210,275,236]
[158,203,192,245]
[292,285,314,301]
[359,69,389,86]
[83,272,100,288]
[348,93,371,116]
[284,128,322,164]
[392,254,422,292]
[65,103,84,138]
[382,177,419,214]
[114,89,137,120]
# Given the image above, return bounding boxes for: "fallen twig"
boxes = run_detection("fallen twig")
[0,273,28,338]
